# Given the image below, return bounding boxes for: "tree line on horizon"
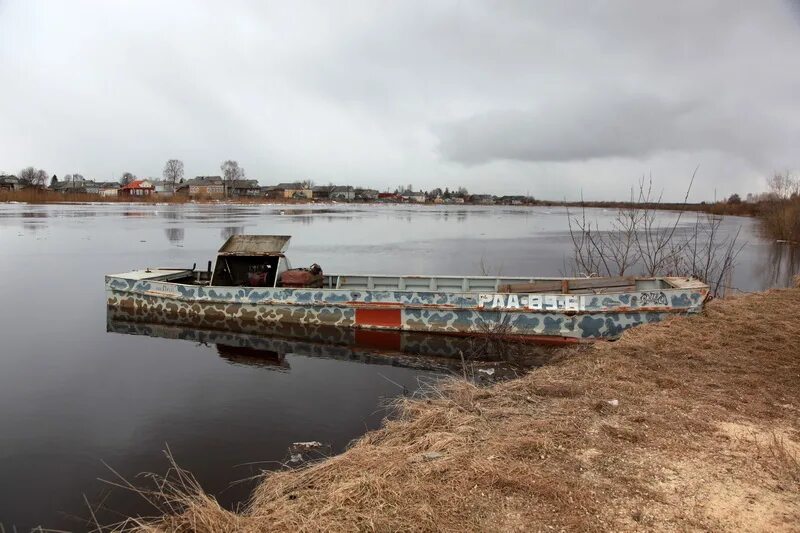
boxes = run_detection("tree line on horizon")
[6,159,255,197]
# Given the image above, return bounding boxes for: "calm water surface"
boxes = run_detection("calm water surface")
[0,203,796,530]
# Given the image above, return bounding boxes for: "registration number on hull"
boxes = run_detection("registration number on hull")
[478,294,583,311]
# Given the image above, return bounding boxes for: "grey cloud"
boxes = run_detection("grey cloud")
[0,0,799,200]
[434,95,785,165]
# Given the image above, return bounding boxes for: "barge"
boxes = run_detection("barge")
[105,235,710,342]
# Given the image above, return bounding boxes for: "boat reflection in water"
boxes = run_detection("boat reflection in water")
[106,306,559,374]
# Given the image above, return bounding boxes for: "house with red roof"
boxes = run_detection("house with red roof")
[119,179,155,197]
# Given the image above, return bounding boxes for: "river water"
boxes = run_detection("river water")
[0,202,796,530]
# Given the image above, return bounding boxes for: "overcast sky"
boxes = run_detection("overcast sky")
[1,1,798,200]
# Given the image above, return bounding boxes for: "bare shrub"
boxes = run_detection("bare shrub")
[766,433,800,485]
[752,431,800,487]
[460,314,560,373]
[759,172,800,243]
[18,166,49,188]
[463,313,516,364]
[568,188,642,277]
[162,159,184,192]
[676,213,744,296]
[220,160,245,198]
[567,171,744,297]
[766,171,800,200]
[93,447,243,532]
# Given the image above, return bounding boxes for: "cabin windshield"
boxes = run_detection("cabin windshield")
[211,255,282,287]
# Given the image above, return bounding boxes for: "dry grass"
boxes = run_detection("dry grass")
[0,190,181,204]
[112,289,800,532]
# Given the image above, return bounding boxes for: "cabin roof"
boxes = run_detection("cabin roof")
[217,235,291,256]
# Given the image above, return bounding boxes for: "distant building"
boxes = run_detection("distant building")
[176,176,225,198]
[266,182,313,200]
[469,194,495,205]
[401,190,426,203]
[120,179,155,197]
[51,178,100,194]
[261,185,279,198]
[98,182,119,197]
[497,195,528,205]
[83,180,100,195]
[311,184,359,201]
[443,196,465,204]
[354,188,379,201]
[229,179,261,197]
[50,181,71,194]
[0,175,20,191]
[377,192,402,202]
[312,185,334,200]
[330,186,355,201]
[151,180,175,196]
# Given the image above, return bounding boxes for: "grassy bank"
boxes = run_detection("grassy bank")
[115,285,800,532]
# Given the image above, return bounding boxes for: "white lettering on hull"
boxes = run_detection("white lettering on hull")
[479,294,584,311]
[145,281,181,296]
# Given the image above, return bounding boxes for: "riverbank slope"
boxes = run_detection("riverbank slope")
[131,287,800,532]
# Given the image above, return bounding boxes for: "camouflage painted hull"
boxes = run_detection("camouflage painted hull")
[105,271,709,342]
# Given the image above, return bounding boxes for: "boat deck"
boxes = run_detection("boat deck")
[322,274,697,294]
[109,269,703,296]
[109,268,194,282]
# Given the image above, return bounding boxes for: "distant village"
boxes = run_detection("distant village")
[0,166,536,205]
[2,164,776,208]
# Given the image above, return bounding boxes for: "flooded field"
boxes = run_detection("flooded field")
[0,203,796,530]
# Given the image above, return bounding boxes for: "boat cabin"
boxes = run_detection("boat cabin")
[209,235,292,287]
